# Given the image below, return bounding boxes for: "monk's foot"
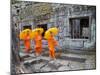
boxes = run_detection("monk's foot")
[29,50,32,53]
[35,53,39,57]
[52,57,56,60]
[54,58,57,62]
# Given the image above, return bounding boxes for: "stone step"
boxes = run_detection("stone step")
[19,51,86,63]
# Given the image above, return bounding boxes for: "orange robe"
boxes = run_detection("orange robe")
[24,35,31,53]
[48,35,58,59]
[34,33,42,55]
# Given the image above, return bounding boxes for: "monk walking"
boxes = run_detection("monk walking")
[48,31,58,60]
[24,31,31,53]
[34,30,43,56]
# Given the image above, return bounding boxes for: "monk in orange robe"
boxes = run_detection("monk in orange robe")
[24,31,31,53]
[34,30,42,56]
[48,31,58,60]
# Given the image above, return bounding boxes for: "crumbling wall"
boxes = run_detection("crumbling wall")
[12,2,96,50]
[52,4,96,50]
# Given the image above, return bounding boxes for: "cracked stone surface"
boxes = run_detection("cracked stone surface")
[18,51,96,73]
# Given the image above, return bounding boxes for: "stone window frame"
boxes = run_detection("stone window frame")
[69,15,91,40]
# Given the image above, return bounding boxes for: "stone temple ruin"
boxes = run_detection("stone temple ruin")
[11,1,96,75]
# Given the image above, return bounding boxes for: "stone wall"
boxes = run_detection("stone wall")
[12,2,96,50]
[50,4,96,50]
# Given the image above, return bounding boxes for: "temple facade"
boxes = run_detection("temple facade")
[11,2,96,51]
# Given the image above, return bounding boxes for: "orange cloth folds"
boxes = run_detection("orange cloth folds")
[24,35,31,53]
[34,33,42,55]
[48,35,58,59]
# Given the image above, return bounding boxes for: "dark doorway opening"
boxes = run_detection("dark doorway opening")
[37,24,47,37]
[23,25,32,30]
